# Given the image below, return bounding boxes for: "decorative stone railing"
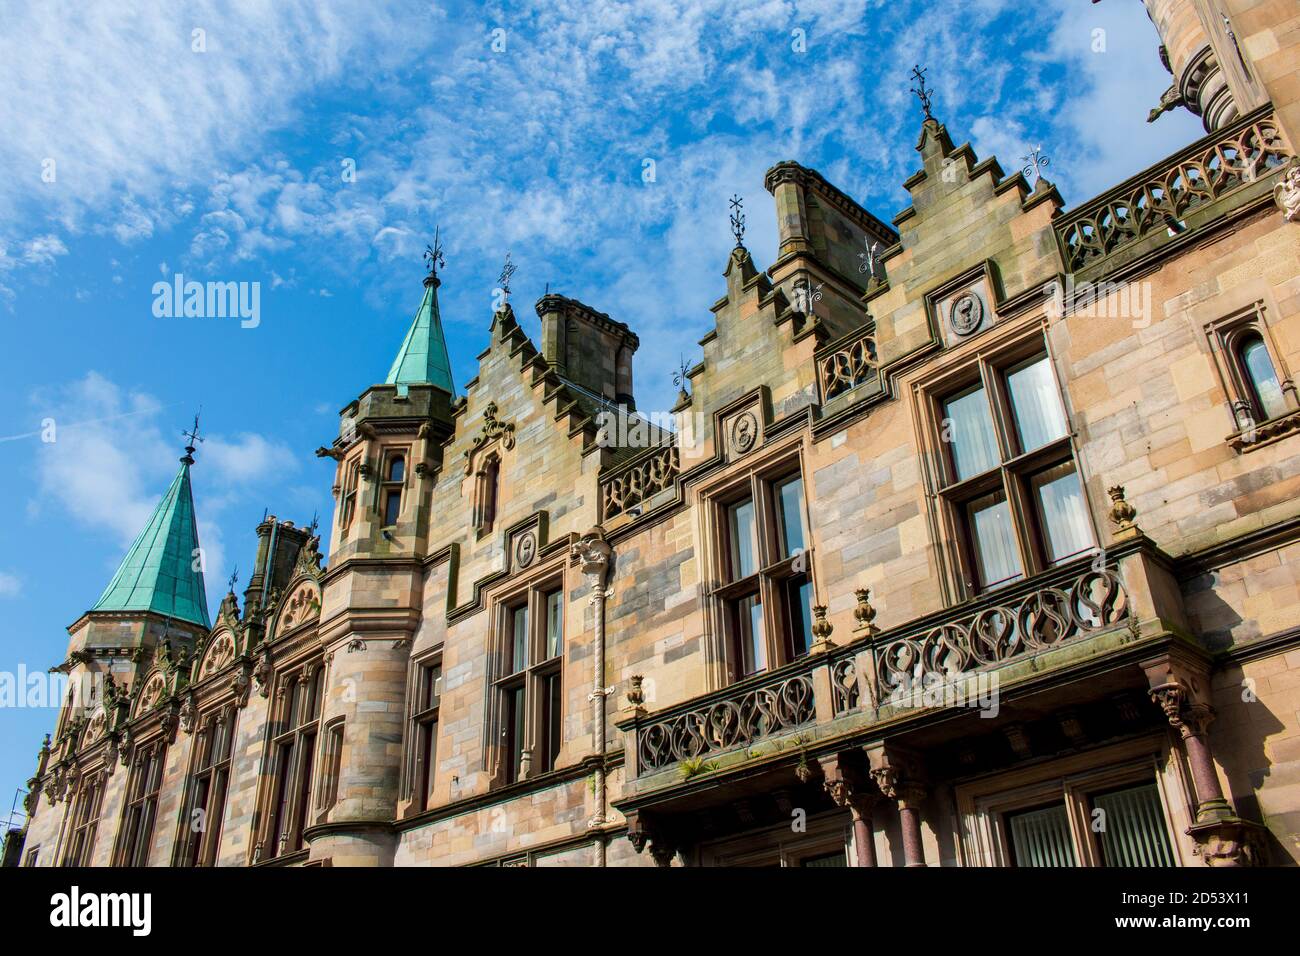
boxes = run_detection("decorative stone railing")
[600,444,680,520]
[635,671,816,772]
[816,328,877,402]
[873,562,1129,698]
[624,553,1150,779]
[1055,107,1291,274]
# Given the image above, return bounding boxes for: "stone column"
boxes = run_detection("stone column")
[819,752,879,867]
[1143,651,1266,866]
[573,527,613,834]
[866,742,928,867]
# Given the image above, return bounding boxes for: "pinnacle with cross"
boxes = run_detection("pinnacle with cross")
[909,64,934,121]
[227,565,239,594]
[729,194,745,247]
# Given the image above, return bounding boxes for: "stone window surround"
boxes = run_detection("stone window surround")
[252,660,325,863]
[172,702,239,867]
[401,653,442,815]
[697,431,816,688]
[912,323,1100,605]
[62,767,106,866]
[1203,299,1300,451]
[112,734,168,866]
[484,561,567,789]
[378,445,410,528]
[954,735,1190,867]
[338,452,361,530]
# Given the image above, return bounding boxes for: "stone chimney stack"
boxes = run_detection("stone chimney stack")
[536,295,639,409]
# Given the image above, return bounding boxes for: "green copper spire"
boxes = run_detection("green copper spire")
[386,234,454,392]
[89,431,211,629]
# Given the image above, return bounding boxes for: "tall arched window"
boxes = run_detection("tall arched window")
[1239,334,1287,422]
[474,454,500,535]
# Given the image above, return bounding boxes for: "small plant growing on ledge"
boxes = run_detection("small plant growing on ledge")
[679,756,720,780]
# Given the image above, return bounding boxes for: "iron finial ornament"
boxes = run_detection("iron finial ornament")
[227,565,239,594]
[909,64,934,121]
[181,411,203,465]
[1021,145,1051,185]
[498,252,517,298]
[729,194,746,247]
[424,225,445,283]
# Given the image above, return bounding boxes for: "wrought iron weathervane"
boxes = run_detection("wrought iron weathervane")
[729,194,746,247]
[909,64,934,121]
[424,226,445,279]
[1021,146,1051,185]
[181,412,204,464]
[498,252,517,298]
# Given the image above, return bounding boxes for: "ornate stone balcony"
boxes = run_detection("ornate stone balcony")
[1055,106,1291,278]
[618,538,1190,794]
[599,444,680,521]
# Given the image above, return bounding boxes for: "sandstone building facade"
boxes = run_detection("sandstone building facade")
[8,0,1300,868]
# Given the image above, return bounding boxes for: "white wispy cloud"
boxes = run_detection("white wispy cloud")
[0,572,22,598]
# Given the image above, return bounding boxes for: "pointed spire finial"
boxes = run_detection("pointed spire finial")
[181,411,203,465]
[729,194,745,247]
[909,64,934,121]
[424,226,445,287]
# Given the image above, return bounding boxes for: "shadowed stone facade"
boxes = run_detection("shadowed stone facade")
[10,0,1300,868]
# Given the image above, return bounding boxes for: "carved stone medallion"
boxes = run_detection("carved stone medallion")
[730,411,758,455]
[515,530,538,569]
[949,292,984,336]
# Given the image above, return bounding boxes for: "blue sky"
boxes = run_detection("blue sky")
[0,0,1203,816]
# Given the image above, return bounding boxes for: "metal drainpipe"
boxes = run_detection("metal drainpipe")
[574,528,613,864]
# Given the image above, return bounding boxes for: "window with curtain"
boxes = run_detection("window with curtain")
[1092,783,1175,867]
[712,465,816,682]
[932,347,1094,596]
[492,581,565,785]
[1001,779,1174,867]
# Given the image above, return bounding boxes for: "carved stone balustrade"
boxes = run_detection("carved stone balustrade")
[632,670,817,774]
[816,326,878,403]
[599,444,680,521]
[1055,107,1291,278]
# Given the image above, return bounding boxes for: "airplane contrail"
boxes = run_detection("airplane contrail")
[0,401,186,444]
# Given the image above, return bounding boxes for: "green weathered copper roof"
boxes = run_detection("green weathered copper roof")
[90,457,211,628]
[385,276,455,392]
